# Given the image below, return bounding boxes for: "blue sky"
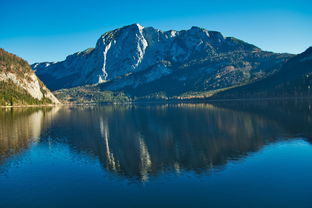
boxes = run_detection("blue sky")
[1,0,311,63]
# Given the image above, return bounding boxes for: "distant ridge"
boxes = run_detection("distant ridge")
[212,47,312,99]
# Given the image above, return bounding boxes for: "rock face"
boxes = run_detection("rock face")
[33,24,292,97]
[0,49,59,105]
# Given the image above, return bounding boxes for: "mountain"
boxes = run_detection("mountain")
[0,49,60,106]
[32,24,292,101]
[212,47,312,99]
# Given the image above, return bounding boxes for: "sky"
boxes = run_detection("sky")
[0,0,311,64]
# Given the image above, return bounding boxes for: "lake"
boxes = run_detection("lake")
[0,100,312,208]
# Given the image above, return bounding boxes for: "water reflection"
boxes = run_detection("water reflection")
[0,100,311,181]
[0,107,60,165]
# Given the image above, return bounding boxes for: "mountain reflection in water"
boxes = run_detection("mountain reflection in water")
[0,100,311,181]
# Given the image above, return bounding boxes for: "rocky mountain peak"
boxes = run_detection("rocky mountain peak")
[32,24,289,92]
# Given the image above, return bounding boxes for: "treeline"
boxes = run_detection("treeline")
[54,86,131,104]
[0,81,52,106]
[0,48,31,78]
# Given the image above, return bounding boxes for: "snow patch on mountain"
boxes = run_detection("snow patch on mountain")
[135,25,148,67]
[99,41,112,82]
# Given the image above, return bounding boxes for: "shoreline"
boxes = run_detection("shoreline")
[1,96,311,108]
[0,103,63,108]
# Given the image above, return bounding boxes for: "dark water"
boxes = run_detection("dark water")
[0,100,312,208]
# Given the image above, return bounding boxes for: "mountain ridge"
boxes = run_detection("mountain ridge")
[30,24,310,103]
[211,46,312,99]
[32,24,291,94]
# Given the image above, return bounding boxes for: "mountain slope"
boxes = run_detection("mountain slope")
[0,49,60,106]
[212,47,312,99]
[33,24,292,99]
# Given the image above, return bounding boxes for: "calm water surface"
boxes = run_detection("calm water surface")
[0,100,312,208]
